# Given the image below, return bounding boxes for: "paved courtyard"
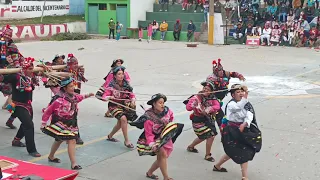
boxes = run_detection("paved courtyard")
[0,39,320,180]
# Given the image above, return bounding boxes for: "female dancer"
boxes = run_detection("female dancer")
[98,59,131,117]
[213,84,262,180]
[0,57,48,157]
[184,78,220,162]
[131,93,184,180]
[64,53,87,145]
[99,66,137,148]
[41,77,94,170]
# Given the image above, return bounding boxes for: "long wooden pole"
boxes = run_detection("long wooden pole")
[0,64,83,75]
[208,0,215,45]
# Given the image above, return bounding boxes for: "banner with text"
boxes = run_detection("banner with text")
[0,0,70,19]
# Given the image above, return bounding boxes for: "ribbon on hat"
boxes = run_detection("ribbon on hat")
[67,53,74,59]
[22,57,35,69]
[212,58,223,71]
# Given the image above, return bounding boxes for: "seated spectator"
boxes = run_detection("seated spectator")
[270,23,282,46]
[173,19,182,41]
[245,23,254,37]
[253,25,262,36]
[182,0,193,10]
[286,9,295,27]
[280,26,289,46]
[306,0,315,15]
[195,0,205,12]
[233,22,244,42]
[160,20,168,41]
[278,2,288,22]
[288,25,296,45]
[187,20,196,42]
[309,25,318,48]
[300,18,310,37]
[267,3,278,17]
[261,22,272,45]
[160,0,169,12]
[252,0,260,14]
[294,28,307,47]
[152,20,159,40]
[292,0,301,9]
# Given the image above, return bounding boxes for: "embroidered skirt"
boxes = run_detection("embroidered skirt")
[137,122,184,156]
[191,114,217,140]
[42,118,78,141]
[108,101,138,121]
[221,121,262,164]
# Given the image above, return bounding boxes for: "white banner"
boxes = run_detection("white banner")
[0,0,70,19]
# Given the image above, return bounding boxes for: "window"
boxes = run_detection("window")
[109,4,116,10]
[98,3,107,10]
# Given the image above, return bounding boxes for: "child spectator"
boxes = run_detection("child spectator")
[288,25,295,45]
[270,23,282,46]
[254,24,262,36]
[280,27,289,46]
[147,22,153,42]
[138,26,143,42]
[233,22,244,42]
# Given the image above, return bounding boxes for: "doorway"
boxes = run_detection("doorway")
[116,5,127,36]
[88,4,99,34]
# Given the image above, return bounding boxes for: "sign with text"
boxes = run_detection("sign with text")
[0,0,69,19]
[0,24,68,40]
[246,36,260,46]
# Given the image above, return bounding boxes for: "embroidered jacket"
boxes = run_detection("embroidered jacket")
[101,79,135,102]
[186,94,220,116]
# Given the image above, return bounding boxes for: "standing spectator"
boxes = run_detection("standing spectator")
[203,0,209,23]
[147,22,153,42]
[115,22,122,41]
[194,0,205,12]
[233,22,244,42]
[108,18,115,39]
[160,20,168,41]
[261,23,272,45]
[138,26,143,42]
[187,20,196,42]
[152,20,159,40]
[160,0,169,11]
[288,25,295,45]
[278,2,288,22]
[224,0,233,19]
[173,19,182,41]
[214,0,223,13]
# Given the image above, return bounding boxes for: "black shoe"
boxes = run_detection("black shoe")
[6,122,16,129]
[76,138,84,145]
[12,140,26,147]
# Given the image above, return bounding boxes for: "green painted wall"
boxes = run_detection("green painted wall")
[85,0,130,35]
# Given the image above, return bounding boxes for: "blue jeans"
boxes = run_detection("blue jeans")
[116,32,120,40]
[161,31,166,40]
[204,12,208,22]
[152,29,157,38]
[278,13,287,22]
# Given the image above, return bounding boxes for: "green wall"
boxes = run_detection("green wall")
[85,0,131,35]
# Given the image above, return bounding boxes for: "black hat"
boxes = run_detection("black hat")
[53,54,65,62]
[111,59,124,67]
[112,66,126,74]
[147,93,167,105]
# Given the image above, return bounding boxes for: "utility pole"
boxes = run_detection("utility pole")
[40,0,47,23]
[208,0,215,45]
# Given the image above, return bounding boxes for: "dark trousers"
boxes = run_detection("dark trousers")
[187,31,194,41]
[14,106,37,153]
[173,31,181,40]
[195,2,203,10]
[109,29,115,39]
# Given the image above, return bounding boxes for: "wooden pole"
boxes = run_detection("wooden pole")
[0,64,83,75]
[40,0,47,23]
[208,0,215,45]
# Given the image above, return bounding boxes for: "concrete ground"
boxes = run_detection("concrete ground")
[0,39,320,180]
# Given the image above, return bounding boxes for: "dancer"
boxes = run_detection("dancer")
[213,84,262,180]
[96,59,131,117]
[0,57,48,157]
[184,78,221,162]
[98,66,137,148]
[41,77,94,170]
[207,58,245,127]
[63,53,87,145]
[130,93,184,180]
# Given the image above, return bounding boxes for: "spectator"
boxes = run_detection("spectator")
[224,0,233,19]
[280,26,290,46]
[278,2,288,22]
[306,0,315,15]
[292,0,301,8]
[300,18,310,37]
[152,20,159,40]
[195,0,205,12]
[173,19,182,41]
[267,3,278,17]
[270,23,282,45]
[245,23,254,36]
[187,20,196,42]
[286,9,295,27]
[147,22,153,42]
[309,25,318,48]
[254,24,262,36]
[261,22,272,45]
[160,0,169,12]
[115,22,122,41]
[138,26,143,42]
[182,0,193,10]
[233,22,244,43]
[295,28,307,47]
[288,25,296,45]
[160,20,168,41]
[203,0,209,23]
[108,18,115,39]
[214,0,223,13]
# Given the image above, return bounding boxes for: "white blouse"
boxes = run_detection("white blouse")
[226,97,254,127]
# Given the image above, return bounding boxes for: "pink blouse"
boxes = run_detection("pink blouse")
[104,71,131,88]
[102,85,135,100]
[42,94,87,124]
[186,95,220,116]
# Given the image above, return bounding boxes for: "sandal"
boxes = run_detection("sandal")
[213,165,227,172]
[124,142,134,149]
[48,157,61,163]
[204,153,215,162]
[106,135,119,142]
[71,165,82,170]
[146,172,159,179]
[187,146,199,153]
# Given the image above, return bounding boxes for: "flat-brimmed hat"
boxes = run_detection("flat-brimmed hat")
[147,93,167,105]
[112,66,126,74]
[229,84,247,94]
[111,59,124,67]
[60,77,74,87]
[200,81,215,90]
[53,54,65,62]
